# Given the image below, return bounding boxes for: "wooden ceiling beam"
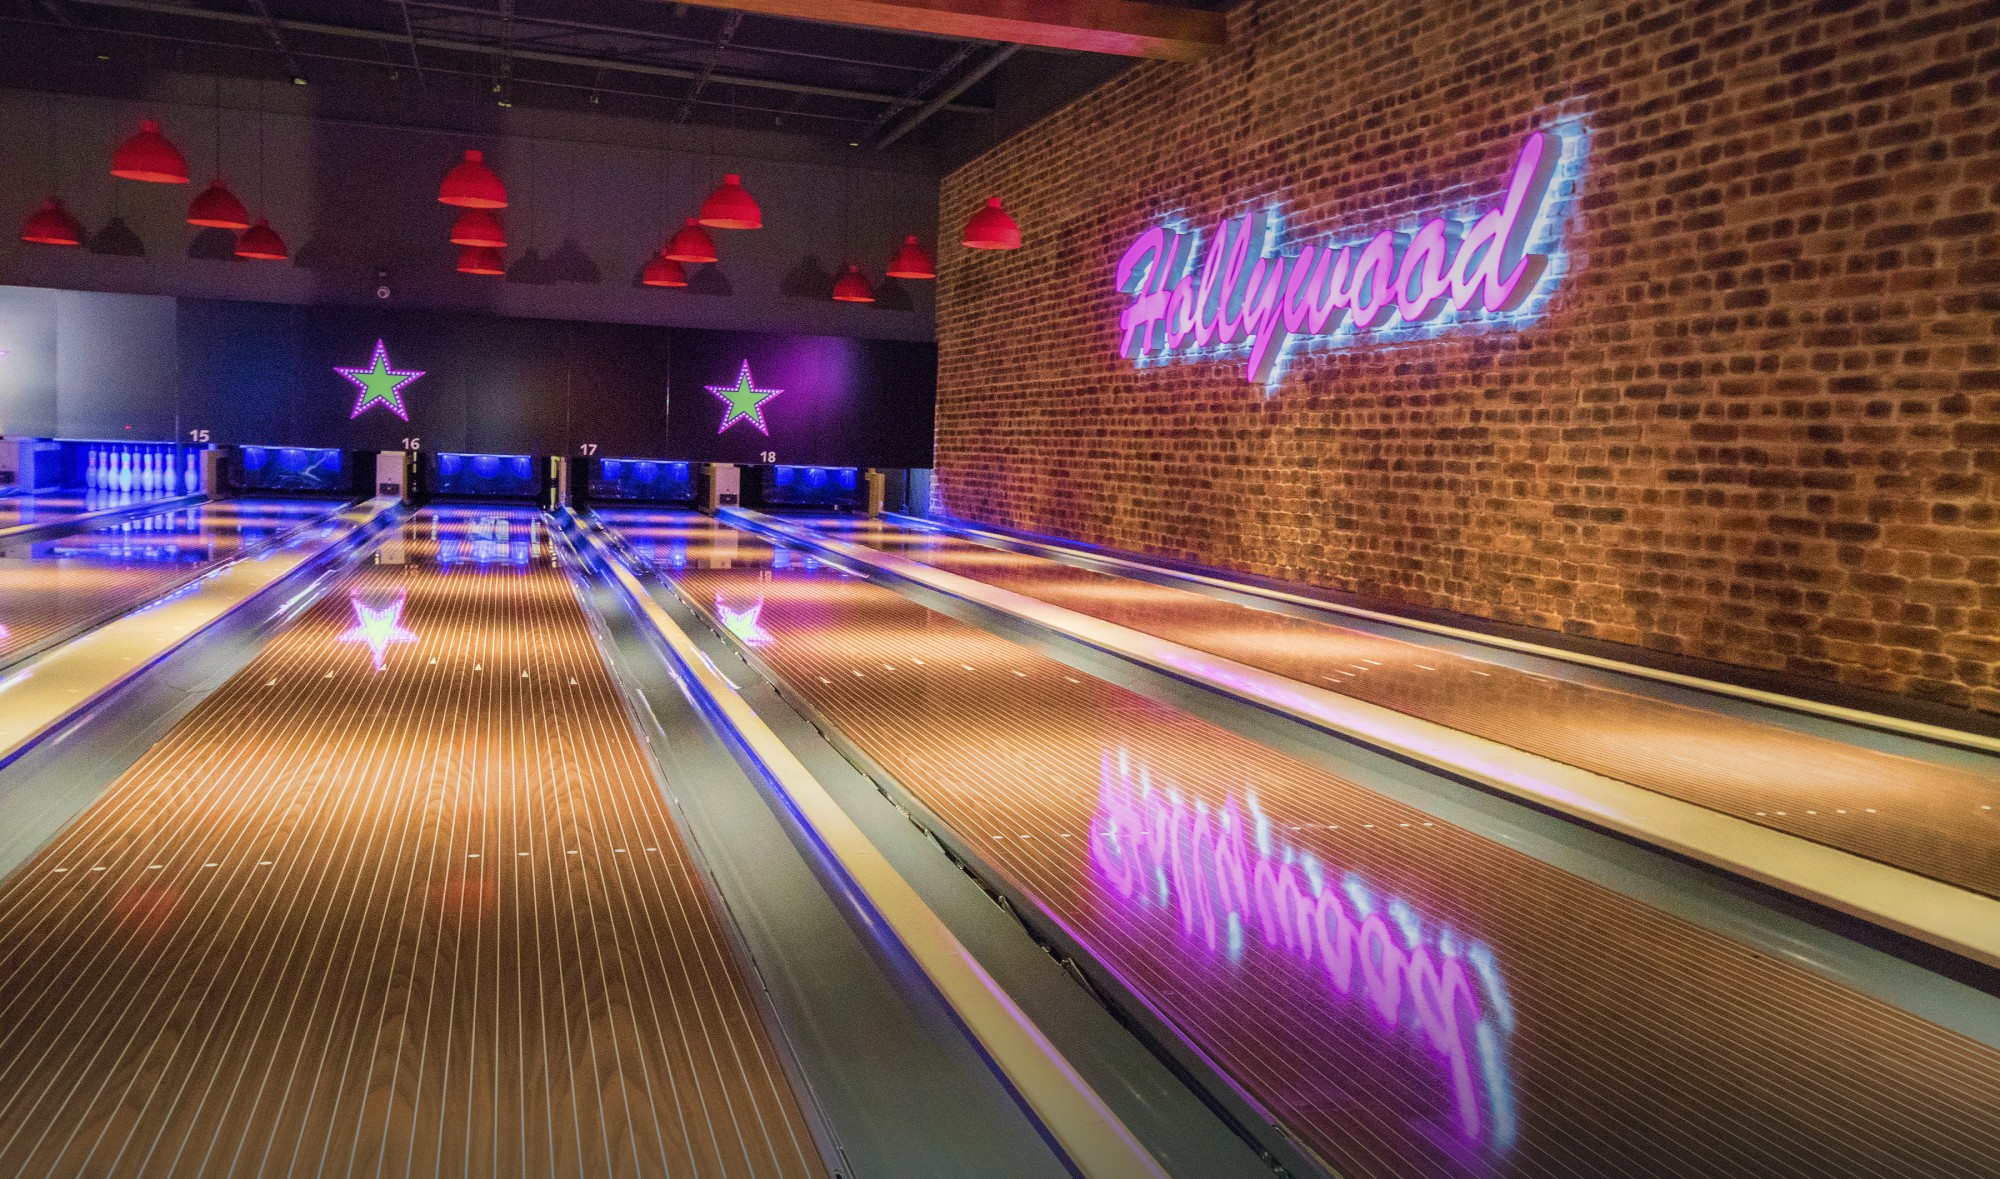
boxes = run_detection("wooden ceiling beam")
[666,0,1225,61]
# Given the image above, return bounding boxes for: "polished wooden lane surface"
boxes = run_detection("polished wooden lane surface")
[0,492,93,533]
[0,508,828,1179]
[608,509,2000,1179]
[0,499,340,668]
[799,517,2000,899]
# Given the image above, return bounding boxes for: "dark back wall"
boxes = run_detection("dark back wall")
[0,79,938,341]
[936,0,2000,716]
[0,286,936,467]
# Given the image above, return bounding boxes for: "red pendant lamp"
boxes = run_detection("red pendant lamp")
[111,119,190,184]
[664,217,718,264]
[886,235,937,279]
[234,218,288,260]
[187,179,252,229]
[20,198,84,246]
[449,207,507,248]
[457,245,506,275]
[696,173,762,229]
[961,196,1022,250]
[831,263,876,304]
[439,149,507,208]
[642,249,689,288]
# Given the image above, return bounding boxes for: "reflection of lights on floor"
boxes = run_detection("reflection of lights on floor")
[338,593,418,670]
[717,596,774,646]
[1091,751,1517,1149]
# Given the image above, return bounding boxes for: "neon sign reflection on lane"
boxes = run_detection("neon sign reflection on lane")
[1089,752,1517,1148]
[338,593,419,671]
[1114,129,1566,385]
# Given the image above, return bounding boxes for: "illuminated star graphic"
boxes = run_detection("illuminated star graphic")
[716,596,773,646]
[336,339,425,421]
[706,360,781,435]
[338,593,418,670]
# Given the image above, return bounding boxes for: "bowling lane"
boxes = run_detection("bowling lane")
[0,498,340,669]
[604,508,2000,1179]
[0,491,117,534]
[788,516,2000,899]
[0,508,828,1179]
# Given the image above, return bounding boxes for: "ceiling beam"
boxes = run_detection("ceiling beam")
[56,0,994,112]
[663,0,1225,61]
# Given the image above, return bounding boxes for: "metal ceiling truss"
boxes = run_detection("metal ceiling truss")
[22,0,995,123]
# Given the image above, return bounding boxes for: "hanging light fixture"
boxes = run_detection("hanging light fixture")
[642,249,688,288]
[664,217,718,264]
[697,172,761,229]
[449,207,507,248]
[439,149,507,208]
[111,119,190,184]
[187,179,251,229]
[831,263,876,304]
[961,197,1022,250]
[233,91,286,261]
[886,235,937,279]
[234,218,288,260]
[20,198,84,246]
[457,245,506,275]
[188,81,250,230]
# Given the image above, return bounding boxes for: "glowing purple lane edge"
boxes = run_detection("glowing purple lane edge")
[1114,129,1566,385]
[1090,751,1518,1149]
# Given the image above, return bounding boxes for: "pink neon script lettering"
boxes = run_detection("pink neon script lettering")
[1114,130,1562,384]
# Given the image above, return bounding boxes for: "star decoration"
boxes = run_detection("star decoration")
[717,596,773,646]
[336,339,425,421]
[339,593,419,670]
[706,360,782,435]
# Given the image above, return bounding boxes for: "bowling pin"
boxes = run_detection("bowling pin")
[116,449,129,492]
[83,447,96,489]
[139,451,152,493]
[186,451,200,493]
[164,450,179,494]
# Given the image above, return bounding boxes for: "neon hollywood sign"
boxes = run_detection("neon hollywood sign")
[1113,129,1570,385]
[1089,753,1517,1147]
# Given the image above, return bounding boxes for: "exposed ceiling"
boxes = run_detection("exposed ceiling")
[0,0,1227,161]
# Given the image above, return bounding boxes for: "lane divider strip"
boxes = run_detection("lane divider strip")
[735,509,2000,972]
[0,497,398,770]
[577,518,1173,1179]
[890,512,2000,758]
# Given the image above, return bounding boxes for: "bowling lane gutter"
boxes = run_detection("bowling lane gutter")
[727,508,2000,973]
[571,514,1174,1179]
[0,492,203,544]
[885,511,2000,759]
[0,497,400,777]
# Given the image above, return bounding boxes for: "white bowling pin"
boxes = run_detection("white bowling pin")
[139,451,152,493]
[83,448,96,489]
[164,450,179,494]
[186,451,200,493]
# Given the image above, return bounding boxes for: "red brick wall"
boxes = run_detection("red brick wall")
[935,0,2000,715]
